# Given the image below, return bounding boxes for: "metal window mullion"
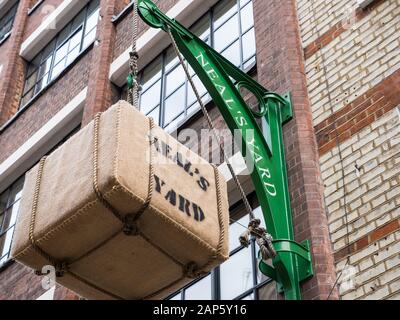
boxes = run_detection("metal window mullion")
[48,31,61,83]
[138,72,144,109]
[80,4,89,52]
[0,198,21,219]
[210,8,215,49]
[237,0,245,70]
[213,6,238,33]
[213,267,221,300]
[0,222,15,238]
[164,81,185,100]
[184,60,189,117]
[251,239,260,300]
[218,36,240,55]
[160,52,167,128]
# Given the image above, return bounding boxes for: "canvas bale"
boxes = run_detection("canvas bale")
[11,100,229,300]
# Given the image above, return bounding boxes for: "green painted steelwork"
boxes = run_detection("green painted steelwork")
[137,0,313,300]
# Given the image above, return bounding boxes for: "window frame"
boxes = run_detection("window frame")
[132,0,256,132]
[0,1,19,43]
[0,176,24,267]
[0,124,81,269]
[20,0,100,108]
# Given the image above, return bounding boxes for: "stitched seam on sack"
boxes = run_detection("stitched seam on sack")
[13,186,122,259]
[15,106,125,259]
[14,103,223,261]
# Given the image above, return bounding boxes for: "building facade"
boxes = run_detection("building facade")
[0,0,398,300]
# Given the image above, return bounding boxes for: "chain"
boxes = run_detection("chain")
[127,1,141,107]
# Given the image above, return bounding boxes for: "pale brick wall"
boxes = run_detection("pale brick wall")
[297,0,358,47]
[320,108,400,251]
[304,0,400,125]
[336,230,400,299]
[320,107,400,299]
[295,0,400,300]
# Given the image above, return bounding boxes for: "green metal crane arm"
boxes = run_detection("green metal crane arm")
[137,0,313,300]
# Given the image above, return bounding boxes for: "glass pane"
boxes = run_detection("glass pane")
[69,29,83,51]
[140,80,161,114]
[191,15,210,41]
[72,9,85,31]
[165,65,186,97]
[221,40,241,67]
[240,0,251,7]
[146,106,160,126]
[0,190,8,214]
[165,48,180,73]
[0,19,12,37]
[257,258,272,284]
[220,247,254,299]
[21,88,35,106]
[141,57,162,91]
[35,73,50,93]
[184,275,212,300]
[242,28,256,62]
[42,40,56,61]
[229,214,249,252]
[67,45,80,65]
[214,0,238,30]
[51,58,66,80]
[54,42,69,65]
[8,201,20,230]
[169,293,181,300]
[24,72,38,94]
[187,75,207,106]
[38,55,53,79]
[187,93,210,117]
[164,85,185,125]
[0,253,9,266]
[164,113,185,132]
[27,55,42,77]
[8,178,24,205]
[88,0,100,15]
[82,28,96,48]
[240,1,254,33]
[57,24,72,48]
[214,14,239,52]
[243,56,256,70]
[85,9,100,35]
[0,227,14,259]
[253,207,266,229]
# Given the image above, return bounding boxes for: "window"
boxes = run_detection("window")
[0,1,18,42]
[129,0,256,132]
[0,125,80,268]
[0,177,24,267]
[168,206,274,300]
[21,0,100,107]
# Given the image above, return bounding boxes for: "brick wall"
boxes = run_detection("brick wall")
[304,0,400,125]
[252,0,339,299]
[0,50,92,163]
[113,0,179,60]
[0,0,30,125]
[296,0,400,300]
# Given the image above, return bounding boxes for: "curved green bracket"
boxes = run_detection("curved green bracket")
[137,0,313,300]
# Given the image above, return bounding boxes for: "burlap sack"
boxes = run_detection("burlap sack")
[11,100,229,300]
